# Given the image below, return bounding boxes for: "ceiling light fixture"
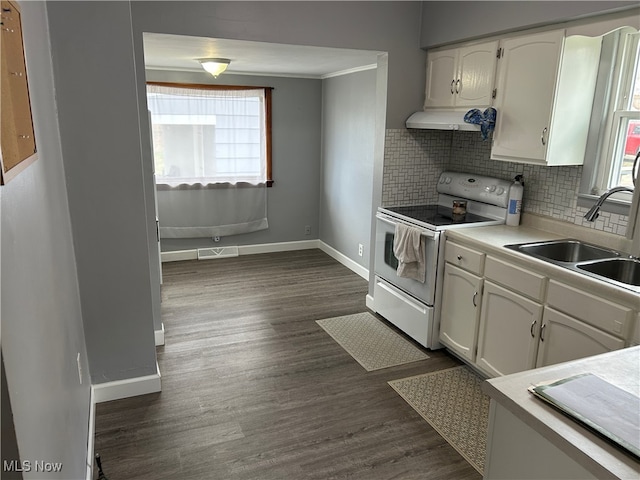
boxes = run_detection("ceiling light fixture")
[198,58,231,77]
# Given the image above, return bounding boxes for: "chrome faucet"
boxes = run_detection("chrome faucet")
[583,186,634,222]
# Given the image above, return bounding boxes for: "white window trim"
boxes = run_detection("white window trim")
[580,28,639,207]
[604,111,640,188]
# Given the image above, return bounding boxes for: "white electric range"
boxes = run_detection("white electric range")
[373,171,513,349]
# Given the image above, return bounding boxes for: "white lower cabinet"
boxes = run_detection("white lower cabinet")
[484,402,598,479]
[535,307,625,368]
[439,264,483,362]
[475,281,543,377]
[546,279,633,338]
[439,239,634,379]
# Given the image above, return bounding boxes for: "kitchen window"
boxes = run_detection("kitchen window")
[146,82,272,187]
[582,28,639,204]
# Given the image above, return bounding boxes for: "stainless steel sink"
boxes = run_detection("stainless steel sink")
[577,258,640,287]
[505,239,639,293]
[505,239,620,263]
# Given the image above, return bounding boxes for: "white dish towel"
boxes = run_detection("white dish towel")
[393,223,426,283]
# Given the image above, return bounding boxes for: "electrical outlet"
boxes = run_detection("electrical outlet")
[304,225,311,235]
[76,352,83,384]
[358,244,364,257]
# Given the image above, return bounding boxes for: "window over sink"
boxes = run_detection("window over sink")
[581,27,639,202]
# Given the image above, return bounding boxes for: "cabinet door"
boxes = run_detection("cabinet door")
[456,41,498,107]
[424,48,457,108]
[439,264,483,362]
[476,281,543,377]
[491,30,563,164]
[535,308,625,368]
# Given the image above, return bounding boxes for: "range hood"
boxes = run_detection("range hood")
[406,110,480,131]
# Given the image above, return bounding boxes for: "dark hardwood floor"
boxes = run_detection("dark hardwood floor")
[94,249,481,480]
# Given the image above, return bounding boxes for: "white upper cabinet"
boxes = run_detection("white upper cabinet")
[424,40,498,109]
[491,30,563,163]
[491,30,601,165]
[457,42,499,107]
[424,48,457,107]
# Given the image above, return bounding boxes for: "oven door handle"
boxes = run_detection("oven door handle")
[376,212,438,239]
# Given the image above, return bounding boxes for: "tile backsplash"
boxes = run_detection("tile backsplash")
[382,129,629,236]
[382,129,450,206]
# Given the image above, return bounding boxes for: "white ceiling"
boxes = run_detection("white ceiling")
[143,33,382,79]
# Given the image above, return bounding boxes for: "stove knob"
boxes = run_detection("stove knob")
[445,176,452,184]
[439,176,446,184]
[496,187,505,195]
[485,185,496,193]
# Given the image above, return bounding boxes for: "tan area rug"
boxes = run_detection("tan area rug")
[316,312,429,371]
[388,366,489,474]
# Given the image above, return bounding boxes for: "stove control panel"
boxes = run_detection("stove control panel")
[437,171,513,208]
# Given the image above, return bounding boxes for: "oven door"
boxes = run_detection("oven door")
[374,212,440,306]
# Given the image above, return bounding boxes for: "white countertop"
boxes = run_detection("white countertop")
[482,347,640,480]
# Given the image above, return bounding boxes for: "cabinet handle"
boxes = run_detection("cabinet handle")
[455,79,460,94]
[450,79,455,95]
[472,291,478,307]
[457,254,462,261]
[541,127,548,146]
[530,320,537,338]
[18,135,30,139]
[10,71,23,77]
[540,323,546,342]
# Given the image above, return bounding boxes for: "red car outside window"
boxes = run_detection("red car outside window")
[625,120,640,156]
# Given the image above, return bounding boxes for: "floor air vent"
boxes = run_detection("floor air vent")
[197,246,239,260]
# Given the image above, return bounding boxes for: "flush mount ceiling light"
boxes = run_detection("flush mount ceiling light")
[198,58,231,77]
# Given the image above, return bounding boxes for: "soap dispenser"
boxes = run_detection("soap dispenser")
[506,175,524,226]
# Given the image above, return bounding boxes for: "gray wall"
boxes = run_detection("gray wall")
[130,1,423,270]
[1,2,90,478]
[7,2,635,476]
[131,1,425,129]
[144,70,323,252]
[47,2,158,383]
[320,70,377,268]
[420,1,639,47]
[38,0,428,389]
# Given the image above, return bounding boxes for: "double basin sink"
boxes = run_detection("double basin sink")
[505,239,640,293]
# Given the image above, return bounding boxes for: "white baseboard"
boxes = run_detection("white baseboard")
[318,241,369,280]
[161,249,198,262]
[238,239,319,255]
[160,240,370,281]
[85,386,96,480]
[155,323,165,346]
[161,240,320,263]
[92,362,161,404]
[366,294,376,311]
